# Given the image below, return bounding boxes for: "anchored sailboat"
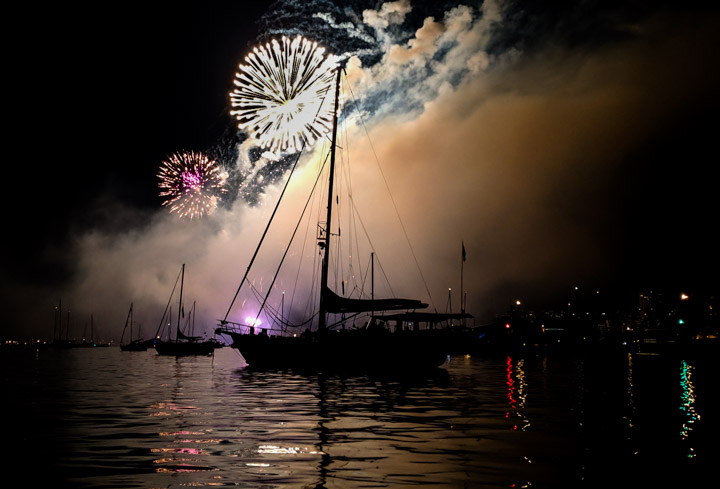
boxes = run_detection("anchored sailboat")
[154,264,218,357]
[50,299,75,349]
[215,65,471,371]
[77,314,111,347]
[120,303,152,351]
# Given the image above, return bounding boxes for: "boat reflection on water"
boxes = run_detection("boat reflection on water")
[5,345,717,488]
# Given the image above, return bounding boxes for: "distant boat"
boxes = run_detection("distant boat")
[50,300,75,349]
[120,303,152,351]
[215,66,471,372]
[77,314,111,347]
[154,264,218,357]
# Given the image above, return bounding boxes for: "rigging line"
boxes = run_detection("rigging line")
[345,196,396,298]
[335,201,345,295]
[222,141,306,322]
[337,116,355,297]
[338,131,380,300]
[336,86,398,300]
[327,311,362,331]
[372,251,396,299]
[346,81,438,313]
[289,146,330,321]
[346,133,365,298]
[344,107,364,299]
[305,234,322,322]
[303,137,333,323]
[359,253,371,298]
[253,148,330,329]
[223,79,334,323]
[246,282,317,329]
[154,267,182,339]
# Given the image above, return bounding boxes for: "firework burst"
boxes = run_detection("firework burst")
[230,35,339,154]
[158,151,227,219]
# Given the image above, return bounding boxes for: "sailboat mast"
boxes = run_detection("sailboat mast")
[460,243,465,314]
[371,252,375,302]
[121,302,133,344]
[191,301,196,336]
[318,66,343,333]
[129,302,133,341]
[461,241,467,326]
[371,252,375,322]
[177,264,185,341]
[54,300,60,341]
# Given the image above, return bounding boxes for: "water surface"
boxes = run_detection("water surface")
[4,345,717,487]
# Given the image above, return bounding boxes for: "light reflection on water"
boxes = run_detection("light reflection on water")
[3,346,717,488]
[679,359,699,457]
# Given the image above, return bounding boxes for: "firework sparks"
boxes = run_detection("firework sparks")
[158,151,227,219]
[230,35,339,154]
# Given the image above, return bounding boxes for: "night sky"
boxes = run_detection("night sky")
[4,0,718,341]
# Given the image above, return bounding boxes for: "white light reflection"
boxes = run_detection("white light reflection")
[625,353,636,443]
[257,444,322,455]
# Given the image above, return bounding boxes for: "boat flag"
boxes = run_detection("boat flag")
[462,241,466,262]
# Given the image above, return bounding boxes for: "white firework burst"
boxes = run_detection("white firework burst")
[230,35,340,154]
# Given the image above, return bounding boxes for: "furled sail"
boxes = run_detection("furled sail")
[177,328,202,342]
[322,286,428,314]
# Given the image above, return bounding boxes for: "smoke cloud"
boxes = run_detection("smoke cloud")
[10,1,719,340]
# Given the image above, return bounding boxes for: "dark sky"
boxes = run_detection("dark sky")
[4,1,719,340]
[7,3,271,285]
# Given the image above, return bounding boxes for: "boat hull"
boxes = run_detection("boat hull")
[120,339,152,352]
[216,328,450,372]
[154,340,216,357]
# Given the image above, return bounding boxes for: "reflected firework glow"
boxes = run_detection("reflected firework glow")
[230,35,339,154]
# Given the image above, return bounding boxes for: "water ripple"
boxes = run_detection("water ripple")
[4,346,717,487]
